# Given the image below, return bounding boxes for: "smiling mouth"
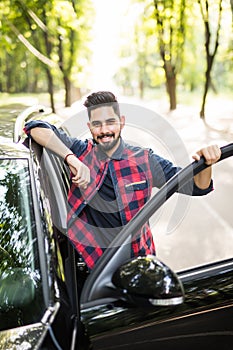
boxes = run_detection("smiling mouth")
[97,133,114,141]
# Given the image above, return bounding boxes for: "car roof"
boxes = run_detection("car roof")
[0,136,30,159]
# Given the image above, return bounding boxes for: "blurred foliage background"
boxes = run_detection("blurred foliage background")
[0,0,232,120]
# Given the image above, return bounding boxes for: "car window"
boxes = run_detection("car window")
[62,107,233,276]
[0,159,45,331]
[151,159,233,272]
[80,144,233,305]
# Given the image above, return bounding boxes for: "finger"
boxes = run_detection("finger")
[192,152,201,161]
[73,167,84,181]
[203,146,220,165]
[213,145,221,159]
[78,180,88,189]
[72,174,81,181]
[72,177,80,184]
[74,178,89,189]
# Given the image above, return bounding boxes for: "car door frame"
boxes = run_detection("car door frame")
[79,143,233,350]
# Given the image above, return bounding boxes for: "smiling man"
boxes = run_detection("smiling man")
[24,91,221,271]
[87,105,125,155]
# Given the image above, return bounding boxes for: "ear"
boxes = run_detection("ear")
[120,115,125,130]
[87,121,91,130]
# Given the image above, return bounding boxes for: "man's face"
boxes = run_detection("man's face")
[87,106,125,155]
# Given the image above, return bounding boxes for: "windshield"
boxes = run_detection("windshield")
[0,159,45,331]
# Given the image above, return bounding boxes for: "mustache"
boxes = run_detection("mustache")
[97,133,114,140]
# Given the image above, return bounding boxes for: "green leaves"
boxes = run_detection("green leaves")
[0,0,93,106]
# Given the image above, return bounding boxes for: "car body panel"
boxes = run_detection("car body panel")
[0,323,47,349]
[86,305,233,350]
[0,141,71,349]
[81,261,233,349]
[1,104,233,350]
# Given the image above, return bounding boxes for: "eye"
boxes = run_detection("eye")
[91,121,102,128]
[106,119,117,125]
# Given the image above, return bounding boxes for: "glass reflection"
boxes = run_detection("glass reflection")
[0,159,43,330]
[0,159,35,271]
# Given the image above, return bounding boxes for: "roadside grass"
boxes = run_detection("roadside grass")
[0,92,55,109]
[0,92,58,138]
[0,89,232,132]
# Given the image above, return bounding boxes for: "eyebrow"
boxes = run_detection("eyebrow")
[91,117,118,125]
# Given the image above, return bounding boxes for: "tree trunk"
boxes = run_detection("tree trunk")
[64,76,71,107]
[200,68,211,119]
[45,68,55,113]
[64,79,83,106]
[200,56,218,120]
[164,63,177,110]
[139,79,144,100]
[198,0,222,120]
[166,76,176,110]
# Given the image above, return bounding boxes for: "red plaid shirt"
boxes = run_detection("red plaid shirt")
[24,121,214,271]
[67,139,156,270]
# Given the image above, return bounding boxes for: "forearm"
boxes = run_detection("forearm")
[194,167,212,190]
[30,127,71,159]
[30,127,90,188]
[192,144,221,190]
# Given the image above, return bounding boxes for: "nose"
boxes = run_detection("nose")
[100,122,109,132]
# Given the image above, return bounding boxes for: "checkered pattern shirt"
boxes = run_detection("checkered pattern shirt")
[67,139,155,270]
[24,120,214,271]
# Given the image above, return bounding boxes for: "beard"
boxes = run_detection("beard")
[96,133,121,153]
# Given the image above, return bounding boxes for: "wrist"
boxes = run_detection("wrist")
[64,153,75,165]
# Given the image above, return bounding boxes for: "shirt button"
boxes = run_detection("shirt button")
[72,214,76,219]
[83,200,87,205]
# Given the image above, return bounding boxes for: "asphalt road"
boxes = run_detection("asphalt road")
[61,98,233,273]
[149,105,233,272]
[2,99,232,274]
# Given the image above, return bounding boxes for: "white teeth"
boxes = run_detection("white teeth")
[102,135,112,140]
[102,137,111,142]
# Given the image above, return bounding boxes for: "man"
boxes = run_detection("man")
[25,91,221,270]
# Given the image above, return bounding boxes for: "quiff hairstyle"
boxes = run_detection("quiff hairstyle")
[83,91,120,119]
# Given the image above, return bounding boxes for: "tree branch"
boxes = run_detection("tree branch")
[8,21,57,68]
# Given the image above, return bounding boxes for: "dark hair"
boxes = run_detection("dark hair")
[83,91,120,119]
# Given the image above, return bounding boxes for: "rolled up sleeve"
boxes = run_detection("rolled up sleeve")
[24,120,54,134]
[149,150,214,196]
[24,119,88,156]
[192,179,213,196]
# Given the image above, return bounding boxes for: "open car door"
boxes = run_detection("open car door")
[80,143,233,350]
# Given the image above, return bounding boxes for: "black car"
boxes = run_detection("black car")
[0,105,233,350]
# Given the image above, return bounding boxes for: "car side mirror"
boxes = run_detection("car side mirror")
[112,255,184,306]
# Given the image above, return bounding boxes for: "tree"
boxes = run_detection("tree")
[153,0,187,110]
[134,4,159,99]
[1,0,92,109]
[117,0,187,104]
[198,0,223,119]
[12,0,58,110]
[53,0,92,106]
